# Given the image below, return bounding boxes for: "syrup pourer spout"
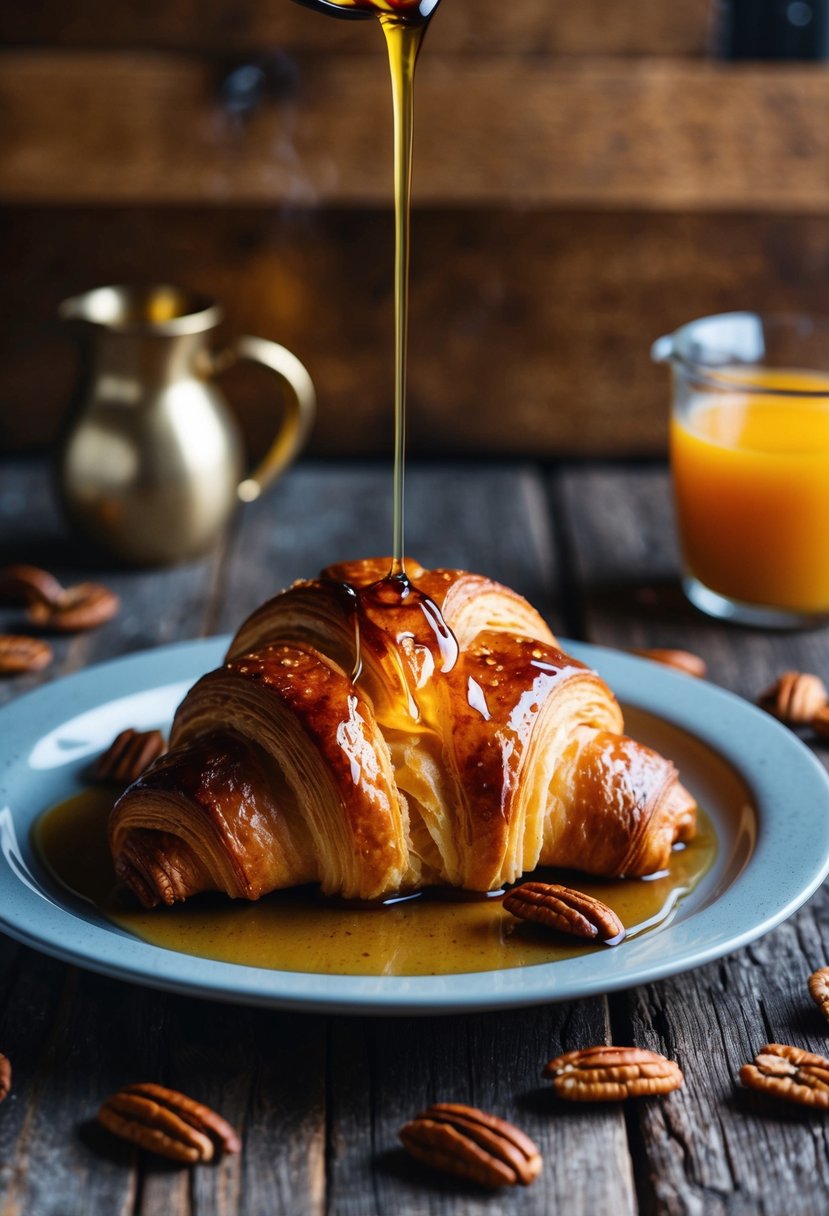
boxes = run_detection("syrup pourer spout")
[291,0,372,17]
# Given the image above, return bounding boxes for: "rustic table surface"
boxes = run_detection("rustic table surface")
[1,457,829,1216]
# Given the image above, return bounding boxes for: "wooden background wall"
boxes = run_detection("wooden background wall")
[2,0,829,459]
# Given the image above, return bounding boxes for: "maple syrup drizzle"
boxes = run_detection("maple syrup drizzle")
[303,3,453,693]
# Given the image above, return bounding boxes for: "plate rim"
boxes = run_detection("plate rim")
[1,636,828,1015]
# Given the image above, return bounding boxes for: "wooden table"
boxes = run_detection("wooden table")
[2,457,829,1216]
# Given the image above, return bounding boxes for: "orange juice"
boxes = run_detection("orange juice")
[670,369,829,613]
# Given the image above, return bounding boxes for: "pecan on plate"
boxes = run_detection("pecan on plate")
[543,1045,683,1101]
[758,671,828,726]
[98,1082,241,1163]
[809,967,829,1023]
[0,635,53,675]
[28,582,119,633]
[503,882,625,945]
[632,648,707,679]
[0,1053,11,1104]
[0,564,65,608]
[740,1043,829,1110]
[93,728,166,785]
[399,1102,542,1189]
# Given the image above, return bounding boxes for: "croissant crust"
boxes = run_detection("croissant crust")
[109,560,696,906]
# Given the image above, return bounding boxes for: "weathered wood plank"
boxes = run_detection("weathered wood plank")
[558,464,829,1214]
[328,1003,636,1215]
[3,54,829,209]
[138,1002,326,1216]
[0,0,713,57]
[8,207,829,461]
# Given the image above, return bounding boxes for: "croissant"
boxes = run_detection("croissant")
[109,559,696,907]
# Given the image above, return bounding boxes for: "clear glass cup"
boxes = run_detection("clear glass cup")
[653,311,829,629]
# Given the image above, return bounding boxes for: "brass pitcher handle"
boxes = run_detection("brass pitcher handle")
[217,335,316,503]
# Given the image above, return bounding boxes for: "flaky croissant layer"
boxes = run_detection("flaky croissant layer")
[109,560,696,906]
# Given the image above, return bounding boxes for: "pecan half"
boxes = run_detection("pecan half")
[543,1045,683,1101]
[98,1082,241,1163]
[94,728,166,784]
[0,1054,11,1104]
[28,582,119,633]
[0,634,53,675]
[0,564,65,607]
[809,967,829,1022]
[632,648,707,679]
[399,1103,542,1189]
[740,1043,829,1110]
[503,882,625,945]
[759,672,828,725]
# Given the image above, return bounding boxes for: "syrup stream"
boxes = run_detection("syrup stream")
[381,15,426,576]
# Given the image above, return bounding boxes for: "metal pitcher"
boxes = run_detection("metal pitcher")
[57,284,315,566]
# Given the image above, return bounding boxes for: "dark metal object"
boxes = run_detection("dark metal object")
[291,0,372,19]
[716,0,829,59]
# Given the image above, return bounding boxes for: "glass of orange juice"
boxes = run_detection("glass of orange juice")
[653,312,829,628]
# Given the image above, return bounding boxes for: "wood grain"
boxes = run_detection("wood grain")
[0,0,713,57]
[557,463,829,1215]
[5,207,829,459]
[0,459,629,1216]
[4,458,829,1212]
[2,53,828,209]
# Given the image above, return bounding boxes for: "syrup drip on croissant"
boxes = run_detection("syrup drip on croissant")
[109,561,696,906]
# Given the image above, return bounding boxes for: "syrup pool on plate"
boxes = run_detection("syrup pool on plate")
[33,790,716,977]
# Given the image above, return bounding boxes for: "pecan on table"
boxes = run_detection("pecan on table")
[503,882,625,945]
[0,635,53,675]
[0,1053,11,1104]
[0,564,65,609]
[543,1045,683,1101]
[98,1082,241,1163]
[399,1102,542,1189]
[758,671,828,726]
[740,1043,829,1110]
[632,648,707,679]
[28,582,119,633]
[809,967,829,1023]
[93,728,166,784]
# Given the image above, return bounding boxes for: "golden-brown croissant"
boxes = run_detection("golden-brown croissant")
[109,560,696,906]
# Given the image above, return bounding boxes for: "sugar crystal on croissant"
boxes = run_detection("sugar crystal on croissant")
[109,560,696,906]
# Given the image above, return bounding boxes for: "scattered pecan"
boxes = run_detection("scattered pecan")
[632,648,707,679]
[399,1102,542,1189]
[758,671,828,726]
[503,882,625,945]
[0,1054,11,1104]
[809,968,829,1022]
[740,1043,829,1110]
[543,1045,683,1101]
[0,634,53,675]
[0,564,65,608]
[98,1082,241,1163]
[94,728,166,784]
[28,582,119,633]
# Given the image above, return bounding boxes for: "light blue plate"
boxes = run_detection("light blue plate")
[1,637,827,1015]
